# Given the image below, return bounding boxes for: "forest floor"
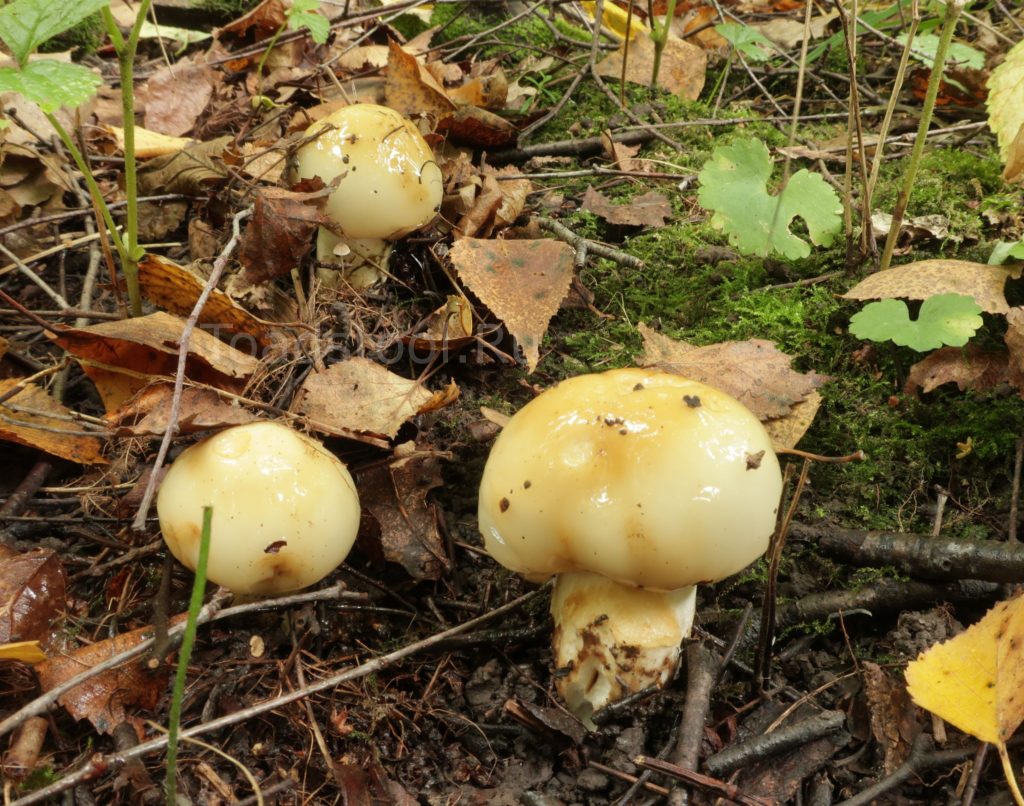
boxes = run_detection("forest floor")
[2,1,1024,804]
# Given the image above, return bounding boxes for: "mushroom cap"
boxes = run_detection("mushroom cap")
[478,368,782,591]
[293,103,443,241]
[157,421,360,595]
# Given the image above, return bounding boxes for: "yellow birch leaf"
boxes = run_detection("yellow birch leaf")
[0,640,47,664]
[905,594,1024,744]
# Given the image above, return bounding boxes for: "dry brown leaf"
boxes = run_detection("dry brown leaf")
[762,390,821,451]
[905,345,1010,395]
[237,181,334,285]
[36,624,169,734]
[108,383,258,436]
[404,295,475,355]
[142,57,217,137]
[216,0,286,43]
[0,546,65,645]
[136,254,275,350]
[1005,124,1024,184]
[385,39,454,122]
[582,186,672,227]
[1005,307,1024,392]
[595,35,706,100]
[446,67,509,110]
[457,166,531,238]
[292,357,453,439]
[137,136,233,195]
[52,312,259,412]
[450,237,575,372]
[842,260,1022,314]
[638,322,827,421]
[0,379,106,464]
[357,443,451,580]
[436,104,518,148]
[862,661,917,775]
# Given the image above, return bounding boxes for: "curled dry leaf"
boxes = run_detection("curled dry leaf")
[216,0,287,44]
[403,294,475,354]
[582,186,672,227]
[385,39,454,122]
[137,254,275,349]
[457,166,532,238]
[842,260,1022,314]
[137,135,233,195]
[35,624,170,735]
[357,442,452,581]
[101,125,193,158]
[52,311,259,412]
[108,383,258,436]
[0,379,106,464]
[638,322,828,447]
[292,357,458,441]
[0,546,66,646]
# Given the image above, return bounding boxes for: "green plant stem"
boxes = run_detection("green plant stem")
[649,0,678,90]
[879,0,965,272]
[165,506,213,806]
[45,114,128,264]
[101,1,153,316]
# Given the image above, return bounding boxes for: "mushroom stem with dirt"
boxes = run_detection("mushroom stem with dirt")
[157,421,360,596]
[477,368,782,725]
[291,103,444,289]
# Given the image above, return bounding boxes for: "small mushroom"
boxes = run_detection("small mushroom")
[292,103,443,288]
[477,368,782,725]
[158,422,360,595]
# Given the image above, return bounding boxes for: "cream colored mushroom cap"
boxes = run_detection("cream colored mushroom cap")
[158,422,360,595]
[478,368,782,591]
[293,104,442,241]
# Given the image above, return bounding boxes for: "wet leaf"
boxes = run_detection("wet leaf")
[0,546,66,645]
[237,181,334,285]
[0,379,106,464]
[108,383,259,436]
[36,624,169,734]
[843,260,1021,314]
[450,237,574,372]
[581,187,672,227]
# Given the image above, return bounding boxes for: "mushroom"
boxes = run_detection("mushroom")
[291,103,444,288]
[158,421,360,595]
[477,368,782,724]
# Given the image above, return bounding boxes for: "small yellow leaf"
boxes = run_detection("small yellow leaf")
[579,1,649,39]
[0,640,47,664]
[905,595,1024,744]
[956,436,973,459]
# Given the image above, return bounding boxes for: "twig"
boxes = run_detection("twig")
[636,756,772,806]
[537,217,644,269]
[1009,436,1024,543]
[667,641,721,806]
[704,710,846,777]
[7,583,552,806]
[130,206,252,531]
[792,522,1024,583]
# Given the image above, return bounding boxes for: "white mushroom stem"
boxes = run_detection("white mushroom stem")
[551,570,697,726]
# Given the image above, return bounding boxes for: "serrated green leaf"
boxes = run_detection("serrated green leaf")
[0,60,100,112]
[697,137,842,259]
[850,294,983,352]
[0,0,110,66]
[287,0,329,44]
[715,23,775,62]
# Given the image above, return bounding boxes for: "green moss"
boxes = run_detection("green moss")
[40,12,103,55]
[430,4,554,61]
[192,0,260,17]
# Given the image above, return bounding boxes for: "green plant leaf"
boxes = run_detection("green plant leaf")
[0,0,110,66]
[850,294,983,352]
[988,241,1024,266]
[897,32,985,70]
[287,0,329,44]
[697,137,843,260]
[715,23,775,62]
[0,60,101,112]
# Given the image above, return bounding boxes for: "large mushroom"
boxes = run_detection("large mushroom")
[158,421,360,596]
[477,368,782,724]
[291,103,444,288]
